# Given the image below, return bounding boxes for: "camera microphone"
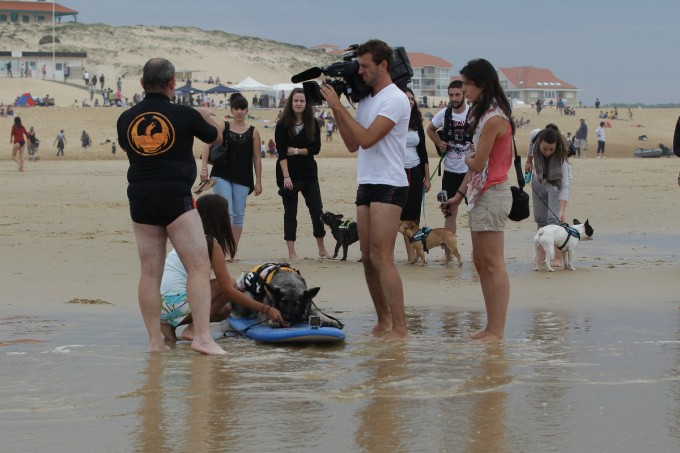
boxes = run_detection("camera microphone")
[291,67,323,83]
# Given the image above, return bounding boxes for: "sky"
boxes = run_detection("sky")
[61,0,678,105]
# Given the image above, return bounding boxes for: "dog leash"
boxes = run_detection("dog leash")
[420,188,428,228]
[530,183,562,224]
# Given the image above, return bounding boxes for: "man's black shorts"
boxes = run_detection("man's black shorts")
[128,181,195,226]
[442,171,466,200]
[129,196,195,226]
[355,184,408,208]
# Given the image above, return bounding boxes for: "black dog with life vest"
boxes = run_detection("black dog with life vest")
[235,263,343,328]
[320,211,359,261]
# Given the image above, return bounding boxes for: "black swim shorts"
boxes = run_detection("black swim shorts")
[129,195,195,226]
[128,181,195,226]
[355,184,408,208]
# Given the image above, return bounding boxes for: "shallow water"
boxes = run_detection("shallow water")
[2,305,680,453]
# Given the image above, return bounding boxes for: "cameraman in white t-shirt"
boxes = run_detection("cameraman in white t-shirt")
[426,80,471,235]
[321,39,411,342]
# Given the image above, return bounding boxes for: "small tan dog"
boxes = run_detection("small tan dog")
[398,221,462,267]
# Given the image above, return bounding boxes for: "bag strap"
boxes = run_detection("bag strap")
[512,136,525,190]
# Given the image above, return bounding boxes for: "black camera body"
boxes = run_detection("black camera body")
[294,45,413,104]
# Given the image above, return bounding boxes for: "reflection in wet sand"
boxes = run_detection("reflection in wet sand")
[465,344,510,453]
[355,343,408,452]
[134,352,236,452]
[3,308,680,452]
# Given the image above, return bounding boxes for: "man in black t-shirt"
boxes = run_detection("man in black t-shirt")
[117,58,225,355]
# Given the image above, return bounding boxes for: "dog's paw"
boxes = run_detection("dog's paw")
[322,319,342,329]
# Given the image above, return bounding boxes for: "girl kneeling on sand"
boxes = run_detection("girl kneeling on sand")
[160,194,288,342]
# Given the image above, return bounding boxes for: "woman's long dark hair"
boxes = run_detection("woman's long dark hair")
[196,194,236,259]
[278,88,315,142]
[459,58,514,135]
[403,87,422,131]
[535,123,568,163]
[14,116,22,127]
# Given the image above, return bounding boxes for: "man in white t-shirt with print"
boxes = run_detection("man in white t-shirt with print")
[321,39,410,342]
[426,80,471,235]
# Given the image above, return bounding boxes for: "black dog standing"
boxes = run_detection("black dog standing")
[320,212,359,261]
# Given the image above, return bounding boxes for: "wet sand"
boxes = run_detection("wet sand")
[2,156,680,451]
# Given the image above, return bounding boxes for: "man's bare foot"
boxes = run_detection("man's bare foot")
[477,333,503,343]
[191,338,226,356]
[468,329,489,340]
[551,260,564,268]
[378,329,410,342]
[160,323,177,342]
[319,249,331,258]
[288,254,299,261]
[370,323,392,337]
[181,323,194,341]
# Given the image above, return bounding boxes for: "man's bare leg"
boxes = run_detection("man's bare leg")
[168,210,226,355]
[132,222,171,352]
[361,203,410,341]
[357,205,391,336]
[435,205,458,263]
[444,205,458,236]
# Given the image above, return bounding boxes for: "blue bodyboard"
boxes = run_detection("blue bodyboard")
[227,316,345,343]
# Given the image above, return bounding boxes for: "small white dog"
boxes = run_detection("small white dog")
[534,219,594,272]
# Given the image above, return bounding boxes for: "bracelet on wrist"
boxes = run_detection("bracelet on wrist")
[284,176,290,179]
[457,190,467,198]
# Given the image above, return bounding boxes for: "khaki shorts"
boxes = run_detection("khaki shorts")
[468,182,512,232]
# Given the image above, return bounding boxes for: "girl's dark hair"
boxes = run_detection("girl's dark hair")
[196,194,236,259]
[402,87,422,131]
[229,93,248,110]
[536,123,567,162]
[14,116,22,127]
[278,88,315,142]
[459,58,515,135]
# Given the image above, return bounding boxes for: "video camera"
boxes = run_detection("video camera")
[291,44,414,105]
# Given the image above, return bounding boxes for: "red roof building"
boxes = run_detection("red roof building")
[407,52,452,100]
[498,66,579,105]
[0,1,78,23]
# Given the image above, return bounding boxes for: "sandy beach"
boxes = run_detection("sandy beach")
[2,154,680,452]
[3,40,680,452]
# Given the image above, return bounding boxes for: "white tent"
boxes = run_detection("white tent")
[230,76,273,91]
[272,82,302,92]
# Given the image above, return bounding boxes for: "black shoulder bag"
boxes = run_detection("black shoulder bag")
[208,121,230,166]
[508,136,531,222]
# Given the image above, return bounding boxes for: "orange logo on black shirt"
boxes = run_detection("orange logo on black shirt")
[126,112,175,156]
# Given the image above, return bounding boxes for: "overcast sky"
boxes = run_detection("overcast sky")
[62,0,678,105]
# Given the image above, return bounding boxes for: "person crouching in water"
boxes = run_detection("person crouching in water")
[160,194,288,342]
